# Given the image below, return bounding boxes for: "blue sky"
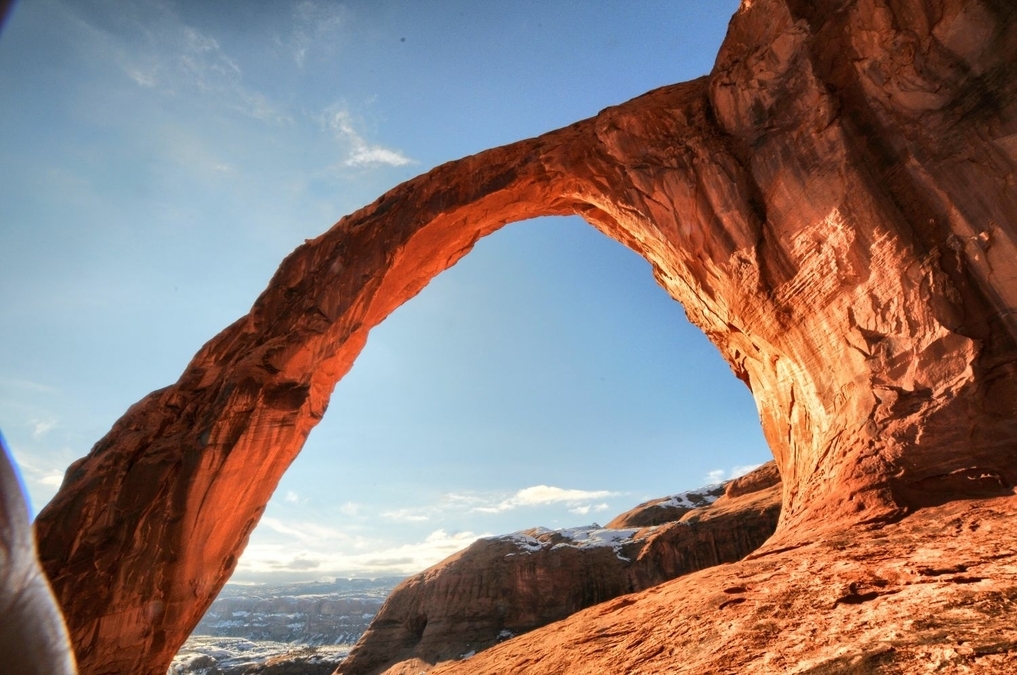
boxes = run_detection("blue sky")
[0,0,769,583]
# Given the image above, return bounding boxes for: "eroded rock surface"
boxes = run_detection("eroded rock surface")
[338,466,780,675]
[33,0,1017,672]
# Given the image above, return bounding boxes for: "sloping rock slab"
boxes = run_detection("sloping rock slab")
[432,495,1017,675]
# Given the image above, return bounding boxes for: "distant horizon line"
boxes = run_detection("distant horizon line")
[223,574,407,587]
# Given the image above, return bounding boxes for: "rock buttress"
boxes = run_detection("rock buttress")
[34,0,1017,672]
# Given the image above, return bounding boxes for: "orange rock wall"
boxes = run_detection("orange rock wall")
[34,0,1017,673]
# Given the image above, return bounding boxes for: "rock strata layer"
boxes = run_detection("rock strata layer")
[338,466,781,675]
[32,0,1017,673]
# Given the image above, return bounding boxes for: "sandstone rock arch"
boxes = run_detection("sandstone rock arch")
[34,0,1017,673]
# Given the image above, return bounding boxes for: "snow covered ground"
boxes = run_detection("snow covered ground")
[169,636,350,674]
[493,524,641,561]
[489,483,727,562]
[654,482,725,509]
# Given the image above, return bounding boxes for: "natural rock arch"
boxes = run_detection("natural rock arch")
[35,0,1017,673]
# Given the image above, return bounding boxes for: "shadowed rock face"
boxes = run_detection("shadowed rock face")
[337,466,781,675]
[0,438,77,675]
[32,0,1017,672]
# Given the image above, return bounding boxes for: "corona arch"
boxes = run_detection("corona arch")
[35,1,1017,672]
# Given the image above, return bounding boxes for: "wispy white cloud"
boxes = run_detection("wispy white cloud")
[0,377,58,393]
[705,463,762,484]
[273,553,320,570]
[733,463,763,477]
[234,526,486,581]
[126,66,157,87]
[284,490,300,504]
[180,27,239,82]
[473,485,620,514]
[437,492,488,509]
[156,124,235,178]
[375,492,482,523]
[346,146,414,168]
[63,0,293,125]
[31,419,57,439]
[288,0,349,69]
[259,517,353,546]
[38,473,65,487]
[8,452,74,509]
[236,481,624,581]
[706,469,725,483]
[569,502,610,516]
[380,507,430,523]
[375,486,621,522]
[172,25,291,124]
[323,107,414,168]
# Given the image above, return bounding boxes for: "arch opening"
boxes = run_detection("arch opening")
[231,213,772,586]
[28,83,900,672]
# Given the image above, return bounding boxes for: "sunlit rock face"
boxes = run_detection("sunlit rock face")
[33,0,1017,672]
[337,466,780,675]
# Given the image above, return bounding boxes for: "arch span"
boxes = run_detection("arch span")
[35,0,1017,672]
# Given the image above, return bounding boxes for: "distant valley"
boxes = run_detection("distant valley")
[169,577,402,674]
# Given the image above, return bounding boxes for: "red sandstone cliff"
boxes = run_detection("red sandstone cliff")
[30,0,1017,672]
[338,466,781,675]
